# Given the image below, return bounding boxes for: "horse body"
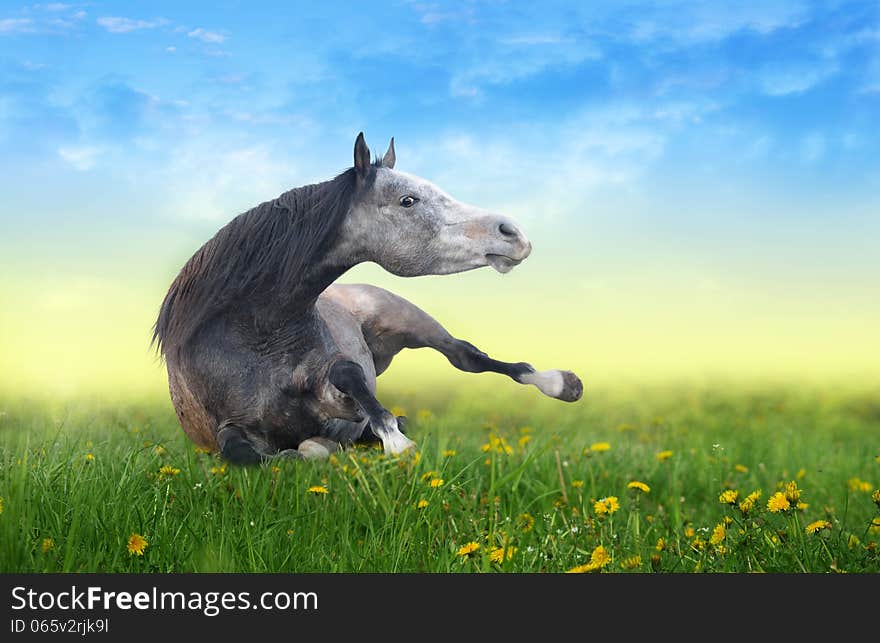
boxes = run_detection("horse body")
[156,134,582,463]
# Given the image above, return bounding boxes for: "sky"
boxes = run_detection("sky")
[1,1,879,396]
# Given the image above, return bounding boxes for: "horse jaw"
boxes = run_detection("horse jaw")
[486,254,524,274]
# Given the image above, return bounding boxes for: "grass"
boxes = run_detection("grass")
[1,383,879,573]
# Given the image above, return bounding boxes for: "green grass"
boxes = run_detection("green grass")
[1,383,879,573]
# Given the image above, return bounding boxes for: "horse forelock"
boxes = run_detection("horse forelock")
[152,166,370,355]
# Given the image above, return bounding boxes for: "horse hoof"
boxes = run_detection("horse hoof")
[297,437,339,460]
[556,371,583,402]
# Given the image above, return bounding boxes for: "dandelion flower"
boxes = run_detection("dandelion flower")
[41,538,54,553]
[390,405,406,417]
[84,453,95,462]
[656,450,673,461]
[442,450,457,457]
[417,499,429,509]
[420,470,437,482]
[783,481,800,504]
[734,464,749,474]
[805,520,832,535]
[127,533,148,556]
[590,442,611,453]
[154,445,166,455]
[429,478,445,488]
[516,513,535,533]
[767,492,790,513]
[571,480,584,489]
[457,542,480,557]
[590,545,611,568]
[210,464,227,475]
[627,481,650,494]
[307,485,329,495]
[684,526,695,538]
[709,523,726,546]
[848,477,873,493]
[489,546,517,563]
[739,490,762,514]
[620,555,641,570]
[0,496,3,514]
[655,538,666,552]
[719,489,739,505]
[518,435,532,448]
[158,465,180,477]
[872,489,880,508]
[594,496,620,516]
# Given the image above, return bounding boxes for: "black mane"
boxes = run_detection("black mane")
[152,165,367,356]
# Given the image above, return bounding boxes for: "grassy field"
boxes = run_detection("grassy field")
[1,383,879,573]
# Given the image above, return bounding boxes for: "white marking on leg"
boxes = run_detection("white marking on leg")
[519,369,564,398]
[373,413,416,454]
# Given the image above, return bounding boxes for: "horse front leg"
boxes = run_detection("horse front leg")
[327,360,416,454]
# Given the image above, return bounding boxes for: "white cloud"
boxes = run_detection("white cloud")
[758,62,837,96]
[187,27,224,43]
[58,146,103,170]
[0,18,34,34]
[165,45,176,53]
[96,16,166,34]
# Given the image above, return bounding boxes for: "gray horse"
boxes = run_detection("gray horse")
[153,133,582,463]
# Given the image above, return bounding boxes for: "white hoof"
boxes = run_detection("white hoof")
[520,369,564,398]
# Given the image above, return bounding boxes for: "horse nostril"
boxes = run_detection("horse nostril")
[499,222,518,238]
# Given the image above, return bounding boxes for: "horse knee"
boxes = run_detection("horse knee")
[218,426,265,465]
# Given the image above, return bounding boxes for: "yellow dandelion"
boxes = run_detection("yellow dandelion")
[590,545,611,568]
[307,485,329,495]
[710,523,726,546]
[286,529,294,537]
[488,546,517,563]
[41,538,54,553]
[390,405,406,417]
[210,464,227,475]
[420,470,437,482]
[429,478,445,488]
[617,423,634,432]
[457,541,480,557]
[417,499,429,509]
[593,496,620,516]
[416,409,434,422]
[767,492,790,513]
[0,496,3,514]
[516,513,535,533]
[872,489,880,508]
[783,481,800,504]
[270,466,281,474]
[655,538,666,552]
[656,450,673,461]
[739,489,762,514]
[442,449,457,457]
[796,468,806,479]
[691,536,706,551]
[848,477,873,493]
[518,435,532,448]
[796,502,809,511]
[805,520,832,535]
[154,445,166,455]
[84,453,95,462]
[719,489,739,505]
[158,465,180,477]
[566,563,596,573]
[590,442,611,453]
[848,534,860,549]
[194,446,212,454]
[620,555,641,570]
[684,526,695,538]
[571,480,584,489]
[127,533,148,556]
[734,464,749,474]
[627,481,650,494]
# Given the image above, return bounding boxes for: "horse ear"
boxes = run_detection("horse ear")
[354,132,371,176]
[381,137,396,169]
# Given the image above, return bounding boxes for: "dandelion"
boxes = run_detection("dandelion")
[41,538,54,553]
[429,478,445,488]
[593,496,620,516]
[489,546,517,563]
[796,468,806,479]
[442,450,457,457]
[158,465,180,477]
[620,555,641,570]
[783,481,800,504]
[518,435,532,448]
[767,492,790,513]
[656,450,673,461]
[457,542,480,557]
[516,513,535,533]
[872,489,880,508]
[390,405,406,417]
[719,489,739,505]
[194,446,212,454]
[286,529,294,537]
[590,442,611,453]
[805,520,832,535]
[307,485,329,495]
[709,523,726,546]
[210,464,227,476]
[848,534,861,549]
[739,490,762,515]
[571,480,584,489]
[655,538,666,552]
[417,499,429,509]
[481,433,514,455]
[734,464,749,474]
[84,453,95,462]
[154,445,166,455]
[684,526,695,538]
[127,533,148,556]
[566,545,612,573]
[416,409,434,422]
[627,481,650,494]
[420,470,437,482]
[0,496,3,514]
[848,477,873,493]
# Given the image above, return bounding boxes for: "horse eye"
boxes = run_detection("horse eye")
[399,195,418,208]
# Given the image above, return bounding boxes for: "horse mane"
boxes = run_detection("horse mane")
[152,162,379,356]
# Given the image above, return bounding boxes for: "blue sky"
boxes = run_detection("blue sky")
[1,1,879,388]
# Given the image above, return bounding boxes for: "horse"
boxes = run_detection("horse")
[153,133,583,463]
